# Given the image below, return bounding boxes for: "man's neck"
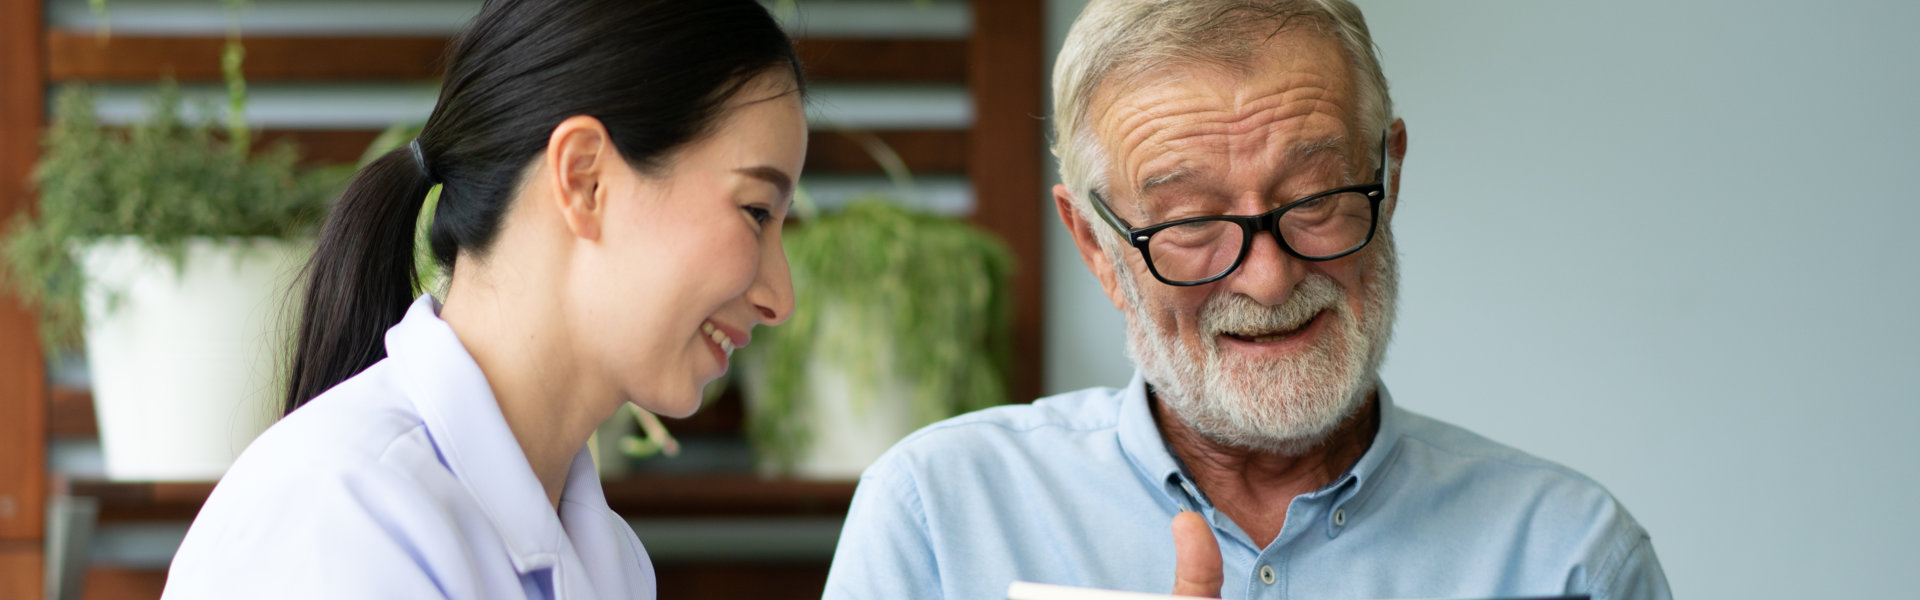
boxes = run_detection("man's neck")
[1152,388,1381,548]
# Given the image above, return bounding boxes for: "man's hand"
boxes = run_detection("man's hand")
[1170,511,1223,598]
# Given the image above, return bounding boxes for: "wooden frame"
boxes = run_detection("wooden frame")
[1,0,49,596]
[0,1,1046,596]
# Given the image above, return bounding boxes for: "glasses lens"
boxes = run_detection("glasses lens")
[1279,191,1375,258]
[1145,219,1246,283]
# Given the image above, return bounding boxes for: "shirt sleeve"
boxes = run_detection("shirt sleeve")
[823,458,944,600]
[1595,533,1672,600]
[161,453,468,599]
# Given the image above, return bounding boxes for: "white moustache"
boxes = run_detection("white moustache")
[1199,274,1345,342]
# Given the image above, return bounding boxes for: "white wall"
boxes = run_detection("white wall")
[1042,1,1920,598]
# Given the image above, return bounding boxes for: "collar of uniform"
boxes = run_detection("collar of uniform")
[385,295,564,573]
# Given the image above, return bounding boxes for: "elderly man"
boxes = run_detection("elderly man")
[824,1,1670,598]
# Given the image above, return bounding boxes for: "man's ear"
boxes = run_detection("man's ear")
[546,115,615,241]
[1384,118,1407,220]
[1054,183,1128,313]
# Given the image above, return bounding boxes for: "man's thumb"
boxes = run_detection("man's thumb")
[1170,511,1223,598]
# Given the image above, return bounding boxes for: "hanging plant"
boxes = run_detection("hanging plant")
[737,198,1014,471]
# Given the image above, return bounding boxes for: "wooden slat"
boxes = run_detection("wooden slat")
[64,480,213,523]
[81,566,167,600]
[1,0,49,562]
[233,128,966,173]
[601,475,855,519]
[49,383,95,437]
[655,562,829,600]
[804,129,968,175]
[67,474,855,522]
[0,544,45,600]
[793,38,967,83]
[967,0,1047,404]
[47,32,968,84]
[47,32,449,82]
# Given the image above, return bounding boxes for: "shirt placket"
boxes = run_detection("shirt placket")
[1243,491,1343,600]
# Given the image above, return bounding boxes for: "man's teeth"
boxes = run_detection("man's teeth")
[1231,323,1307,343]
[701,322,735,354]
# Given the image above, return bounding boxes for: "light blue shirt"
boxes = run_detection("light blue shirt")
[164,296,655,599]
[824,372,1669,600]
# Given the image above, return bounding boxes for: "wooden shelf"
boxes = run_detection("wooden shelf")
[74,127,967,173]
[48,32,967,84]
[53,383,756,439]
[62,473,855,523]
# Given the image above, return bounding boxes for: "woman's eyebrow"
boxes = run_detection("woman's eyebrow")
[735,165,794,204]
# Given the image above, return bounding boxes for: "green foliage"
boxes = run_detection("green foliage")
[0,84,346,352]
[739,199,1014,471]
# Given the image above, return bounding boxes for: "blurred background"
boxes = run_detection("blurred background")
[0,0,1913,599]
[1048,1,1920,599]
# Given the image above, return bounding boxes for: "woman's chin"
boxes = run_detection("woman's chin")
[635,387,704,420]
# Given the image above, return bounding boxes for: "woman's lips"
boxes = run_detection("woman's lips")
[700,320,749,371]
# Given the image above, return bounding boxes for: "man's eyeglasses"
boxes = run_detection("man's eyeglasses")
[1086,140,1388,287]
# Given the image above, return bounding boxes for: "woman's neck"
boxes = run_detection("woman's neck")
[438,257,612,510]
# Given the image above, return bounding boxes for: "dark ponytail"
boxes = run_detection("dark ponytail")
[284,0,804,414]
[284,150,434,413]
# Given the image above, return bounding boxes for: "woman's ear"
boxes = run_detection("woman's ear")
[546,115,615,241]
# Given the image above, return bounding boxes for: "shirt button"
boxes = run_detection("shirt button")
[1333,508,1347,526]
[1259,564,1276,585]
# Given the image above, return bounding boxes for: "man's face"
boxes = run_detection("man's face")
[1074,30,1402,453]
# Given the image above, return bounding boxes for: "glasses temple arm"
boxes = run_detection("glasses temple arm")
[1085,190,1138,239]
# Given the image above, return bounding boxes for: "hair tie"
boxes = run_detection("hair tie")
[408,139,438,184]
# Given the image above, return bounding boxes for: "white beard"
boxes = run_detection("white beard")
[1117,233,1399,454]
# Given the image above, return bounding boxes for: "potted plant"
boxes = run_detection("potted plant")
[737,197,1014,478]
[1,81,344,481]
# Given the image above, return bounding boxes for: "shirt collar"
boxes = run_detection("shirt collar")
[1115,370,1408,517]
[1115,371,1203,511]
[384,295,570,573]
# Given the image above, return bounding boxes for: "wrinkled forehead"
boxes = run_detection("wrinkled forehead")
[1085,30,1364,199]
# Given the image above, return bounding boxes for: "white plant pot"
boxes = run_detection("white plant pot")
[744,303,923,480]
[783,357,920,480]
[76,237,307,481]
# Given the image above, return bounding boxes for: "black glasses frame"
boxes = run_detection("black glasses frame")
[1086,139,1390,287]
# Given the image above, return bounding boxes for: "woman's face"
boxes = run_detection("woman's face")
[581,73,806,418]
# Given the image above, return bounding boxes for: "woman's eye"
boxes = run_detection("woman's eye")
[744,205,774,227]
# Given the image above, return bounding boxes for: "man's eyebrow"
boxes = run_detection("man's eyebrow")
[1290,137,1350,168]
[1136,166,1192,196]
[735,165,795,205]
[1133,137,1350,196]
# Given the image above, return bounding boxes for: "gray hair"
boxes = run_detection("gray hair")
[1051,0,1394,246]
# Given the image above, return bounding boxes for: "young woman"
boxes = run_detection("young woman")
[161,1,805,597]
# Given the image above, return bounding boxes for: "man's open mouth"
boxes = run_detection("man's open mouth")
[1220,310,1322,343]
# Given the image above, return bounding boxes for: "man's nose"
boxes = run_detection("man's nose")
[1222,230,1304,306]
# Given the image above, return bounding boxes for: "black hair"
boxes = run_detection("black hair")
[285,0,805,414]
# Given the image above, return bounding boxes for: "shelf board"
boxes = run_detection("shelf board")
[63,473,856,523]
[47,31,967,84]
[52,382,752,439]
[66,127,967,173]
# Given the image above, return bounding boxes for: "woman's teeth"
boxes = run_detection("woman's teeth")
[701,321,735,354]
